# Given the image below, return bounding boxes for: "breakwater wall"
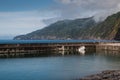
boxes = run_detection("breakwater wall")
[0,40,119,57]
[96,42,120,51]
[96,42,120,55]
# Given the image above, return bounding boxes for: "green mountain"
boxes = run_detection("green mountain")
[14,12,120,40]
[14,17,97,40]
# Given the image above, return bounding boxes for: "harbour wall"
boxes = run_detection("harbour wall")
[0,41,119,57]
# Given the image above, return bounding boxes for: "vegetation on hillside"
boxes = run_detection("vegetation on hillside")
[14,12,120,40]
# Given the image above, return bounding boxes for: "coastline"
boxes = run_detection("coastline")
[79,70,120,80]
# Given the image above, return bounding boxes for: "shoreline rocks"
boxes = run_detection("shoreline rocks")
[80,70,120,80]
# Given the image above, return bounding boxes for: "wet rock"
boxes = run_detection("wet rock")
[80,70,120,80]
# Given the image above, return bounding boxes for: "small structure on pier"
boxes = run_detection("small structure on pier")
[78,46,85,54]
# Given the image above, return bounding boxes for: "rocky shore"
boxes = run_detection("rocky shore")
[80,70,120,80]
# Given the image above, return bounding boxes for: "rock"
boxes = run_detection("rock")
[79,70,120,80]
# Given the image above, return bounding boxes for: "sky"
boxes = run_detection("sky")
[0,0,120,39]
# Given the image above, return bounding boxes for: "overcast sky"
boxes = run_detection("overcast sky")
[0,0,120,39]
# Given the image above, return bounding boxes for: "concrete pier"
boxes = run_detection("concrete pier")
[0,40,119,57]
[0,43,96,53]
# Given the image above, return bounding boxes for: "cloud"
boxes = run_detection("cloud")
[0,10,59,37]
[54,0,120,21]
[1,0,120,39]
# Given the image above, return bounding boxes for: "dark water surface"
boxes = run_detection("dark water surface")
[0,52,120,80]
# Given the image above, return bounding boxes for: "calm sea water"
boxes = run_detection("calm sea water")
[0,40,120,80]
[0,39,118,44]
[0,52,120,80]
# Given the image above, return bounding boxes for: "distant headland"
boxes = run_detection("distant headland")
[14,12,120,40]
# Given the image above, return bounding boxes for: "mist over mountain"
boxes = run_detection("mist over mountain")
[14,11,120,40]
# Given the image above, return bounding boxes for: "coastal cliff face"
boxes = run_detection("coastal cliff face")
[14,12,120,40]
[92,12,120,40]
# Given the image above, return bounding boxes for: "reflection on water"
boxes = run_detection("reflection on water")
[96,49,120,57]
[0,50,87,58]
[0,50,120,80]
[0,48,120,58]
[57,51,85,56]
